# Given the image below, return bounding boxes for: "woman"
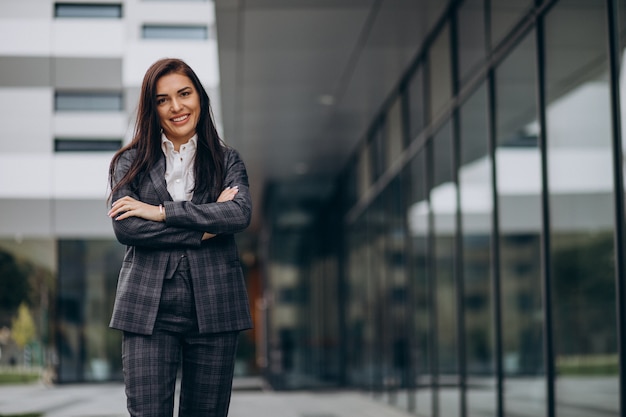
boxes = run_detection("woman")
[107,58,252,417]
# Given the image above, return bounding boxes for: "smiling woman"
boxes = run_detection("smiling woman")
[106,58,253,417]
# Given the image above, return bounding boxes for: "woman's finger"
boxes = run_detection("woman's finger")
[217,186,238,203]
[108,196,137,217]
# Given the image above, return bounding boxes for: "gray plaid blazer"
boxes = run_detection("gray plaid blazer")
[109,146,253,335]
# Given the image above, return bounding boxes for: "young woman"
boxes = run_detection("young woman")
[107,58,252,417]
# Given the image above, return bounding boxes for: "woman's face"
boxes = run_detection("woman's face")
[155,72,201,145]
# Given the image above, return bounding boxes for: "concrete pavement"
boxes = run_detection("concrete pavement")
[0,378,414,417]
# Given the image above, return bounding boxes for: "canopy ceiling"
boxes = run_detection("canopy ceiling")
[215,0,447,231]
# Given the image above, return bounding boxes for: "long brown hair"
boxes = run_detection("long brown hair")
[109,58,225,200]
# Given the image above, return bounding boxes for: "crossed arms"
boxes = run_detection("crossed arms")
[108,148,252,249]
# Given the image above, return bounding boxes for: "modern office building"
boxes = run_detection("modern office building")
[1,0,625,416]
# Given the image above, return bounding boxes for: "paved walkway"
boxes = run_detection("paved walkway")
[0,378,414,417]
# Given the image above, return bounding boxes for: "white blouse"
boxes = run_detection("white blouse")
[161,133,197,201]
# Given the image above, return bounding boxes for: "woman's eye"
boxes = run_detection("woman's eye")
[181,91,190,97]
[156,98,166,105]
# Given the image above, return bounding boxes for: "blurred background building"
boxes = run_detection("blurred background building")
[0,0,625,416]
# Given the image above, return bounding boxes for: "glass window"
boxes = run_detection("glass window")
[544,1,618,415]
[386,95,404,168]
[459,82,496,417]
[429,24,452,121]
[0,239,56,370]
[346,215,369,387]
[363,200,383,393]
[408,66,425,141]
[266,233,303,386]
[369,195,387,395]
[142,24,209,40]
[358,142,372,198]
[380,177,409,406]
[300,218,341,386]
[54,3,122,18]
[370,124,386,182]
[494,31,546,417]
[457,0,487,85]
[54,138,122,152]
[490,0,534,49]
[56,240,124,382]
[343,156,359,209]
[405,148,432,416]
[431,121,460,417]
[55,92,123,112]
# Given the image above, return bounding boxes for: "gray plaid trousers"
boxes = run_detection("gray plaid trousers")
[122,256,239,417]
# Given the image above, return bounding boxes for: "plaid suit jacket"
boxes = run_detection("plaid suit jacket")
[109,146,253,335]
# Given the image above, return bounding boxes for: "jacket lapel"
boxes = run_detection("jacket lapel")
[149,155,172,203]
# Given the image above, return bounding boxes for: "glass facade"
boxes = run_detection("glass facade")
[262,1,626,416]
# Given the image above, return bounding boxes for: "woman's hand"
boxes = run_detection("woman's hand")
[109,196,161,222]
[217,186,238,202]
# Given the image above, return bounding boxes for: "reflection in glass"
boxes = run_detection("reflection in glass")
[429,24,452,121]
[431,121,460,417]
[57,240,123,382]
[386,96,404,166]
[544,1,618,416]
[266,231,305,389]
[382,178,409,409]
[408,66,425,141]
[495,31,546,417]
[406,149,432,416]
[459,83,496,417]
[0,239,55,371]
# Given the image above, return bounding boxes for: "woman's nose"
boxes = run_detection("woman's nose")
[171,98,183,112]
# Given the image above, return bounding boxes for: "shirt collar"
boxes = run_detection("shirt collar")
[161,133,198,154]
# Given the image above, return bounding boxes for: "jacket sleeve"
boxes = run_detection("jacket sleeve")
[163,148,252,234]
[110,149,204,248]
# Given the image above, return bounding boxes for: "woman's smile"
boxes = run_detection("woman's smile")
[171,114,190,123]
